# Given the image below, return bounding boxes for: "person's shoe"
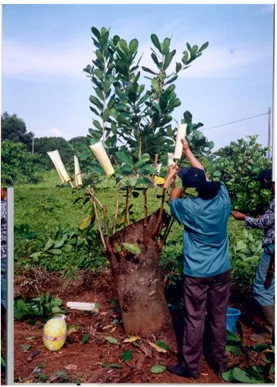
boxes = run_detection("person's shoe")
[249,304,274,343]
[167,363,200,379]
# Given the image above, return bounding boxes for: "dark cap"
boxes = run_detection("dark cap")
[256,169,273,188]
[178,167,221,193]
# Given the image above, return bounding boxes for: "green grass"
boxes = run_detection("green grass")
[14,179,263,283]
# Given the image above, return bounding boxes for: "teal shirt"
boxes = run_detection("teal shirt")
[170,183,231,277]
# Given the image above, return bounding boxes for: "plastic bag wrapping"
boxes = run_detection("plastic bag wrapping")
[43,315,67,351]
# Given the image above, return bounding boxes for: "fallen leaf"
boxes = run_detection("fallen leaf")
[103,325,113,330]
[122,349,133,362]
[123,336,140,343]
[148,341,167,353]
[65,364,77,371]
[105,336,118,344]
[151,365,166,374]
[111,327,116,333]
[21,344,32,352]
[81,334,90,344]
[25,337,36,341]
[140,344,153,358]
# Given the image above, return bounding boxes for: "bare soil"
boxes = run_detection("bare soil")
[3,268,273,384]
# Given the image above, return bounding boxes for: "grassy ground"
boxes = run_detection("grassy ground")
[14,169,262,282]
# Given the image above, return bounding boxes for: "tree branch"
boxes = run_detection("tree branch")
[123,188,130,242]
[152,187,166,238]
[113,183,121,234]
[90,196,106,250]
[143,188,148,247]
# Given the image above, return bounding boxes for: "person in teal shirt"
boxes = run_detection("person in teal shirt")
[165,138,231,380]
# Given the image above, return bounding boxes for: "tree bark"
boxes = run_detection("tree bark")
[108,210,173,336]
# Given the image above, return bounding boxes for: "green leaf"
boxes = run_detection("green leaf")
[182,50,189,64]
[122,349,133,362]
[52,298,63,307]
[221,370,236,382]
[21,344,32,352]
[114,245,121,253]
[118,39,128,53]
[155,340,171,351]
[105,336,118,344]
[253,343,268,353]
[151,365,166,374]
[186,42,192,52]
[62,244,73,253]
[165,75,178,85]
[54,239,65,248]
[162,38,171,55]
[136,153,150,166]
[30,252,41,262]
[164,50,176,71]
[95,88,104,101]
[25,336,36,341]
[183,111,192,124]
[125,177,137,187]
[44,238,54,252]
[81,334,90,344]
[99,363,122,368]
[93,120,102,131]
[103,108,110,122]
[199,41,209,52]
[190,45,198,56]
[51,306,63,314]
[132,191,140,198]
[48,249,63,255]
[213,171,221,177]
[91,27,101,39]
[227,330,241,343]
[122,243,141,255]
[236,320,244,341]
[142,66,157,75]
[1,356,6,367]
[129,39,138,53]
[89,95,103,110]
[151,34,161,52]
[175,62,182,73]
[232,367,261,383]
[116,150,133,167]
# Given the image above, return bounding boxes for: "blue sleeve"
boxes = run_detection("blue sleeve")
[219,182,230,200]
[169,198,194,226]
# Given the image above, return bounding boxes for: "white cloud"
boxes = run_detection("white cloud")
[34,127,74,140]
[2,33,272,82]
[2,39,93,81]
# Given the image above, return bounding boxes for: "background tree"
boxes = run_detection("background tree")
[2,141,46,186]
[34,137,74,169]
[207,135,272,215]
[1,112,34,151]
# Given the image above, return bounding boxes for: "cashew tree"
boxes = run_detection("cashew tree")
[78,27,211,336]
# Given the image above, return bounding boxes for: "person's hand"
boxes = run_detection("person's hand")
[167,164,179,179]
[231,211,246,220]
[181,137,190,156]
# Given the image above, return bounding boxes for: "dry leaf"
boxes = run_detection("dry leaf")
[148,341,167,353]
[103,325,113,330]
[140,344,153,358]
[65,364,77,371]
[123,336,140,343]
[111,327,116,333]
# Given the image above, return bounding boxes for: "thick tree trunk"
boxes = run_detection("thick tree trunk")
[108,210,173,336]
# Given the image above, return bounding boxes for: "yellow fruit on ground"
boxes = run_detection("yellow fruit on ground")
[43,316,67,351]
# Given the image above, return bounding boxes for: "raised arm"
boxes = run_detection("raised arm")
[181,138,207,179]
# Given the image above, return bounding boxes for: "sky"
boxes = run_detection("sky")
[1,3,274,150]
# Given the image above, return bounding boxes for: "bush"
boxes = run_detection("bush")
[208,136,272,215]
[2,140,47,185]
